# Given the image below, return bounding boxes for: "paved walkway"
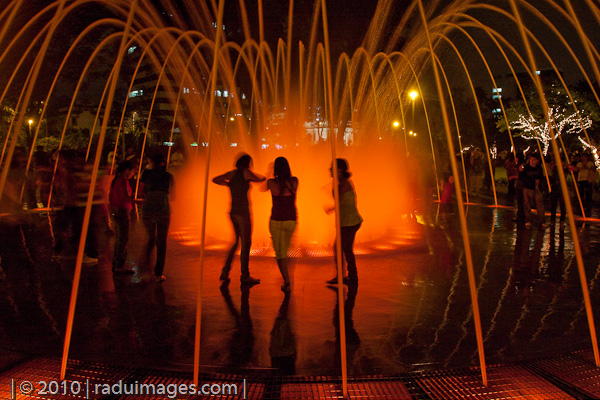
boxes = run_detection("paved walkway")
[0,204,600,398]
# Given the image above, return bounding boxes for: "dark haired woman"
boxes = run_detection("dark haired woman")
[109,161,136,274]
[267,157,298,292]
[326,158,363,285]
[213,153,265,285]
[140,153,175,282]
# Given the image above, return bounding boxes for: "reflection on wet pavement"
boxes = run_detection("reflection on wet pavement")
[0,205,599,378]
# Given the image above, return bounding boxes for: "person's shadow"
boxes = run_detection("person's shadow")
[511,225,544,296]
[546,226,565,288]
[269,292,296,374]
[220,282,255,366]
[330,284,360,368]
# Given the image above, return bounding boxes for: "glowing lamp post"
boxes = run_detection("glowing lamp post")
[409,91,418,136]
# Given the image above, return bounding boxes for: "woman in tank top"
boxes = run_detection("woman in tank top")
[326,158,363,285]
[267,157,298,292]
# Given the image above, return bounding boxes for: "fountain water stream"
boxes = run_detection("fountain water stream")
[1,0,600,391]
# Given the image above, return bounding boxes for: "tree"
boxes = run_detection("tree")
[497,80,599,155]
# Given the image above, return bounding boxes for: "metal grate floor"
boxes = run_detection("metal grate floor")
[0,348,598,399]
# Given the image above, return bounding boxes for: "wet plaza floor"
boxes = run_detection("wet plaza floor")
[1,204,600,381]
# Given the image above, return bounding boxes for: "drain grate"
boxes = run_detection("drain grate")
[0,348,599,399]
[408,365,573,399]
[523,349,600,399]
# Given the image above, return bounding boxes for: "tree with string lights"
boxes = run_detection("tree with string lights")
[497,80,599,155]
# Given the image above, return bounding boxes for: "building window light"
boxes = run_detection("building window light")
[241,93,246,100]
[223,90,228,97]
[216,90,222,97]
[492,94,501,100]
[127,46,137,54]
[128,90,143,98]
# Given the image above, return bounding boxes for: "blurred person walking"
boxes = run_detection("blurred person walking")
[108,161,136,274]
[213,153,265,285]
[139,153,175,282]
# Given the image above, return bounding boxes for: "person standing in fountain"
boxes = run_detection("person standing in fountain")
[139,153,175,283]
[326,159,363,285]
[267,157,298,292]
[108,161,136,274]
[504,153,518,206]
[521,153,546,229]
[213,154,265,285]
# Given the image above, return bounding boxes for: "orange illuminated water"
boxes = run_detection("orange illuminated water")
[170,139,419,254]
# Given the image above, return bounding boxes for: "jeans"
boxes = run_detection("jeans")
[523,188,545,225]
[222,214,252,278]
[143,214,170,276]
[334,222,362,279]
[111,209,130,269]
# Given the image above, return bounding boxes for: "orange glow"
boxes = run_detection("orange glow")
[170,139,418,254]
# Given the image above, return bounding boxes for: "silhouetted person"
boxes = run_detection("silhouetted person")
[267,157,298,292]
[520,153,546,229]
[573,153,596,216]
[470,147,485,195]
[213,153,265,285]
[139,153,175,282]
[53,150,99,264]
[549,156,567,228]
[326,159,363,285]
[505,153,518,206]
[269,293,296,374]
[33,145,51,208]
[512,152,526,224]
[109,161,136,274]
[438,174,454,224]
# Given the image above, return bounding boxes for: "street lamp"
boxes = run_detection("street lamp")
[28,119,33,137]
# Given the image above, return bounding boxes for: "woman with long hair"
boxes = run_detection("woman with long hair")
[267,157,299,292]
[326,158,363,285]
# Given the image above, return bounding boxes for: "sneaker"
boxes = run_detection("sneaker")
[82,255,98,264]
[525,222,532,229]
[113,266,135,274]
[240,276,260,285]
[155,275,166,282]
